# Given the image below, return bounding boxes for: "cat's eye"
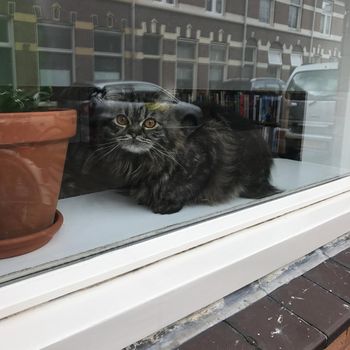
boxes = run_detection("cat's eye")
[114,114,129,127]
[143,118,158,129]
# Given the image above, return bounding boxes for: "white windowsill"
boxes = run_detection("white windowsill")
[1,159,350,349]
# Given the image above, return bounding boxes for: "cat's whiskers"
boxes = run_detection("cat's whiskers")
[150,143,185,171]
[84,142,120,164]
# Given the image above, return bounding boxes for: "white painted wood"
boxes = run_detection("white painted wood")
[1,189,350,350]
[1,169,350,321]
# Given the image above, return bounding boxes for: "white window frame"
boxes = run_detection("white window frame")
[288,0,303,29]
[320,0,333,35]
[93,29,124,81]
[206,0,225,15]
[37,23,74,86]
[2,176,350,348]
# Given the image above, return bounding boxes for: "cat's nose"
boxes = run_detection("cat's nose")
[130,132,137,139]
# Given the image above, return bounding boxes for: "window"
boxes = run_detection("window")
[206,0,224,14]
[143,34,161,56]
[2,3,350,344]
[268,49,282,78]
[320,0,333,35]
[243,43,257,79]
[37,24,73,86]
[290,51,303,67]
[209,44,227,89]
[259,0,272,23]
[176,40,196,89]
[155,0,175,4]
[288,0,302,29]
[94,31,123,81]
[143,34,162,84]
[0,17,13,85]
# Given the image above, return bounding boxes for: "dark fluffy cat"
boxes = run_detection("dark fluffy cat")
[68,99,279,214]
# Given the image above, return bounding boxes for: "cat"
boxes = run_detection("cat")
[62,98,279,214]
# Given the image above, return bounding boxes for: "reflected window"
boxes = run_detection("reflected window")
[268,49,282,78]
[206,0,224,14]
[288,0,302,29]
[143,34,161,56]
[38,24,73,86]
[209,44,227,89]
[320,0,333,35]
[94,31,123,81]
[259,0,272,23]
[143,35,161,84]
[243,44,257,79]
[287,69,338,98]
[0,17,12,86]
[155,0,175,4]
[290,51,303,67]
[177,41,196,89]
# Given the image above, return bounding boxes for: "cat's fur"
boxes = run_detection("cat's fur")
[62,99,278,214]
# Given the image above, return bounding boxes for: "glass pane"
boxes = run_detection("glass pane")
[290,53,303,67]
[286,69,338,98]
[1,0,350,286]
[0,17,8,42]
[216,0,223,13]
[176,62,194,88]
[210,45,226,62]
[259,0,271,23]
[177,41,196,59]
[322,0,333,13]
[245,47,256,62]
[39,52,72,86]
[94,56,122,81]
[209,64,224,81]
[207,0,213,11]
[268,50,282,65]
[288,6,299,28]
[38,25,72,49]
[94,31,122,53]
[143,35,161,55]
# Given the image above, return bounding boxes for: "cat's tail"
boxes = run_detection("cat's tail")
[240,182,281,199]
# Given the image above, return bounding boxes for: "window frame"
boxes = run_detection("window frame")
[2,176,350,348]
[93,29,124,82]
[243,44,257,79]
[37,23,74,86]
[209,42,228,88]
[259,0,274,24]
[176,39,198,91]
[320,0,333,35]
[288,0,303,30]
[206,0,225,15]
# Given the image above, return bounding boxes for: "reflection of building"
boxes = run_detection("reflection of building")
[0,0,345,91]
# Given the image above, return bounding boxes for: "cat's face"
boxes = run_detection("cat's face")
[95,102,180,155]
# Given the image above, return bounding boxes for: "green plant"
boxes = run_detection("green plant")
[0,88,52,113]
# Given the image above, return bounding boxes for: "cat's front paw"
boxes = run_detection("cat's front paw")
[150,201,183,215]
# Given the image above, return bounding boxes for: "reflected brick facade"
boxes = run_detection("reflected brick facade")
[0,0,345,89]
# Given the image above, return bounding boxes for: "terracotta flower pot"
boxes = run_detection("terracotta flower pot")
[0,109,77,258]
